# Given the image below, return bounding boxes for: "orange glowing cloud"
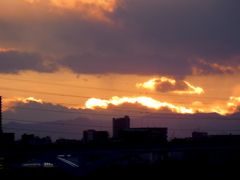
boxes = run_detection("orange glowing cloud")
[85,96,238,115]
[51,0,116,11]
[18,97,43,104]
[136,77,204,94]
[85,96,194,114]
[188,101,230,115]
[0,48,18,52]
[2,98,19,112]
[227,96,240,113]
[2,97,43,112]
[25,0,117,22]
[190,96,240,115]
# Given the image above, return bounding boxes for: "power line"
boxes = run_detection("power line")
[4,105,151,115]
[0,76,137,94]
[4,121,240,137]
[2,95,240,122]
[0,76,233,101]
[3,104,240,122]
[0,86,235,115]
[3,102,240,121]
[0,86,95,99]
[2,56,239,79]
[2,105,135,117]
[2,95,231,110]
[2,118,112,129]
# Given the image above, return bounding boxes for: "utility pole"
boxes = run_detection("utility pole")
[0,96,2,135]
[0,96,2,154]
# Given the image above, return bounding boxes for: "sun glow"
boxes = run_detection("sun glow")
[85,96,194,114]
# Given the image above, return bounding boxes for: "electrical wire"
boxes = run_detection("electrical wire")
[0,76,233,101]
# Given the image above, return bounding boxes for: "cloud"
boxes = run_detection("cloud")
[136,77,204,94]
[57,53,193,77]
[191,59,236,75]
[1,0,240,76]
[2,97,94,123]
[0,49,57,74]
[24,0,118,23]
[227,96,240,114]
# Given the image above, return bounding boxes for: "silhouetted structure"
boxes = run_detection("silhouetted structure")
[55,138,81,145]
[209,134,240,142]
[0,96,2,152]
[21,134,35,146]
[119,127,168,144]
[2,133,15,147]
[112,116,130,138]
[83,129,109,144]
[20,134,52,146]
[192,131,209,141]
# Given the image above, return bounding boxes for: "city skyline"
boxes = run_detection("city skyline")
[1,0,240,139]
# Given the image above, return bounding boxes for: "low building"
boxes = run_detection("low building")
[55,138,81,145]
[83,129,110,144]
[2,133,15,147]
[21,134,35,146]
[21,134,52,146]
[119,127,168,144]
[192,131,209,141]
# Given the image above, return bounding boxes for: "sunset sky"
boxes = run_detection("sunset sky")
[1,0,240,138]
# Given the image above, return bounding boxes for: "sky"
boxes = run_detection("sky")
[1,0,240,139]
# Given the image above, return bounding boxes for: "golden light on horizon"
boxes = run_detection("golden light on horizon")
[210,107,229,115]
[84,94,240,116]
[85,96,194,114]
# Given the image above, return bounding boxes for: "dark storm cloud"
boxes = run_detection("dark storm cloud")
[0,49,57,74]
[1,0,240,76]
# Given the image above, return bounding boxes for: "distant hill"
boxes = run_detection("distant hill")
[3,112,240,141]
[3,117,111,141]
